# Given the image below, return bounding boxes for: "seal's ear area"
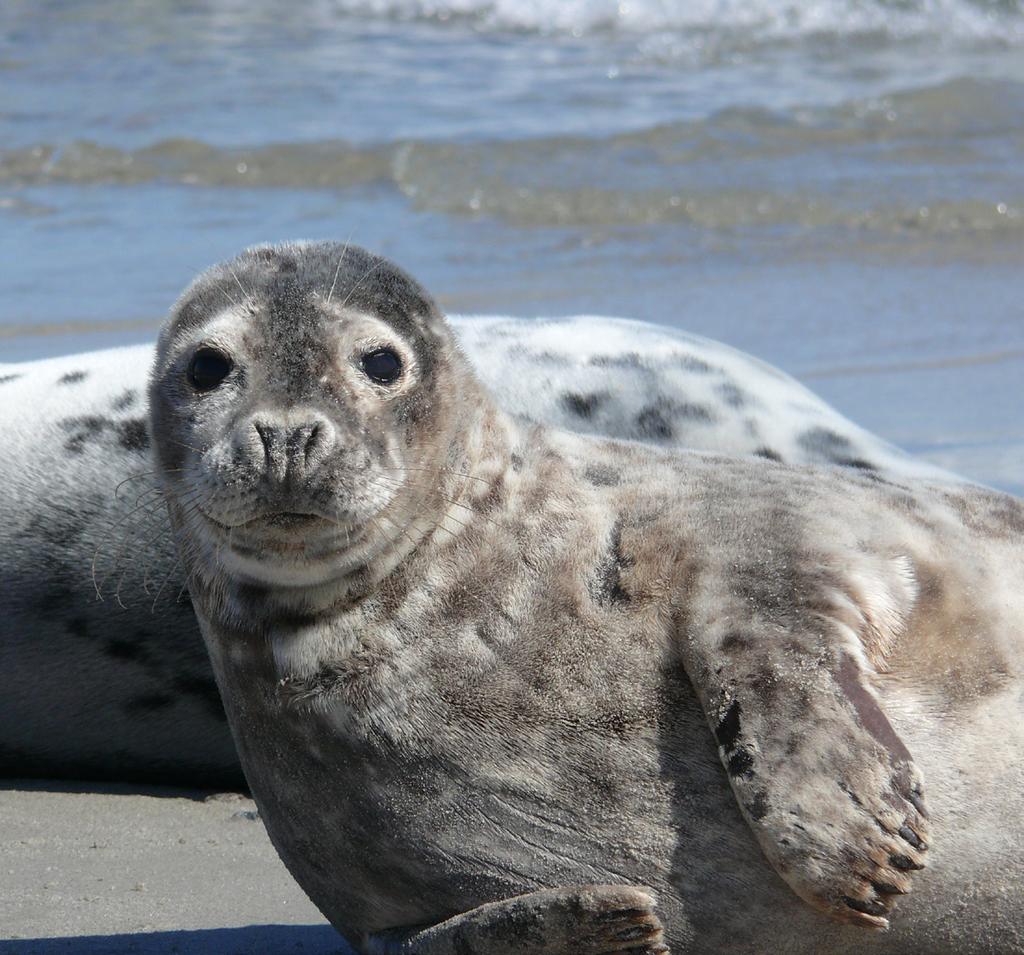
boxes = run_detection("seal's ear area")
[677,556,928,930]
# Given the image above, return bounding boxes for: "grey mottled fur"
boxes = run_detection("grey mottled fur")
[0,305,960,788]
[149,242,1023,953]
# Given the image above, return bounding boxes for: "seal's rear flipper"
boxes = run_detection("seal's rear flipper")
[363,884,668,955]
[678,553,929,928]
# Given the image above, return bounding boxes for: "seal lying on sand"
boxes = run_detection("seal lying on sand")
[149,242,1022,954]
[0,315,957,788]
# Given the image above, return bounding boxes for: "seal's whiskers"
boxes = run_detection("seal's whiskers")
[324,235,351,307]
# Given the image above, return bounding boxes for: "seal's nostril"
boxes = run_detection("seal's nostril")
[304,422,322,464]
[253,421,274,467]
[300,417,335,469]
[248,414,332,483]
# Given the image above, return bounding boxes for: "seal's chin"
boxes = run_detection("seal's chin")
[216,524,377,589]
[182,475,401,588]
[185,505,364,585]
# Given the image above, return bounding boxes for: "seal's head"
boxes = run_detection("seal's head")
[149,241,484,594]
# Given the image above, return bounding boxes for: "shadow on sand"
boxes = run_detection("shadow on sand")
[0,924,355,954]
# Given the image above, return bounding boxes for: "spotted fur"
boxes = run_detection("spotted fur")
[148,242,1023,954]
[0,294,967,789]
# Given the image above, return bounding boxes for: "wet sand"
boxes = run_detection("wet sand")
[0,782,351,955]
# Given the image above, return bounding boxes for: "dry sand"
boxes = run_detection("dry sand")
[0,781,354,954]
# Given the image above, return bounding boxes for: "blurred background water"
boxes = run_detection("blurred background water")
[1,0,1021,491]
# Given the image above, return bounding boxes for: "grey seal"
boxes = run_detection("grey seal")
[149,241,1022,953]
[0,313,958,787]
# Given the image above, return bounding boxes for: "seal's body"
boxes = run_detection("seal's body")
[210,443,1023,955]
[0,314,955,786]
[150,242,1022,953]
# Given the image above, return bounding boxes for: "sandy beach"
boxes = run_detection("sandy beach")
[1,782,350,955]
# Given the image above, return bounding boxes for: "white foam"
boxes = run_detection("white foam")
[332,0,1024,43]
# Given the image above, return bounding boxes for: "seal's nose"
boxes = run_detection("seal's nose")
[248,411,336,486]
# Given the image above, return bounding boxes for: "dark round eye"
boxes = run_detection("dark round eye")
[188,348,233,392]
[361,348,402,385]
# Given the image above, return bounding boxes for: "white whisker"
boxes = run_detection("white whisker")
[336,256,382,312]
[325,233,353,307]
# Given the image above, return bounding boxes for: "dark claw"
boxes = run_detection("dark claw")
[844,896,889,917]
[909,790,929,819]
[899,825,926,850]
[871,880,905,895]
[596,907,649,923]
[890,853,925,871]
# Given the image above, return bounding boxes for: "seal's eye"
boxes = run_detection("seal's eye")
[188,348,233,392]
[361,348,402,385]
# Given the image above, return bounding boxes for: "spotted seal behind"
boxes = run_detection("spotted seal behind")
[150,241,1022,953]
[0,306,963,788]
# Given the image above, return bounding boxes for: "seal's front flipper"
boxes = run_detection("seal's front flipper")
[680,554,929,928]
[363,884,668,955]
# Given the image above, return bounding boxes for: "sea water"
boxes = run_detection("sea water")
[1,0,1021,492]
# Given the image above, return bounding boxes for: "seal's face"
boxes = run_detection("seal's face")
[149,241,469,590]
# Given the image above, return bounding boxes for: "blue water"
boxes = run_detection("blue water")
[2,0,1022,494]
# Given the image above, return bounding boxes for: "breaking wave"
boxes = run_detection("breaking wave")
[330,0,1024,44]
